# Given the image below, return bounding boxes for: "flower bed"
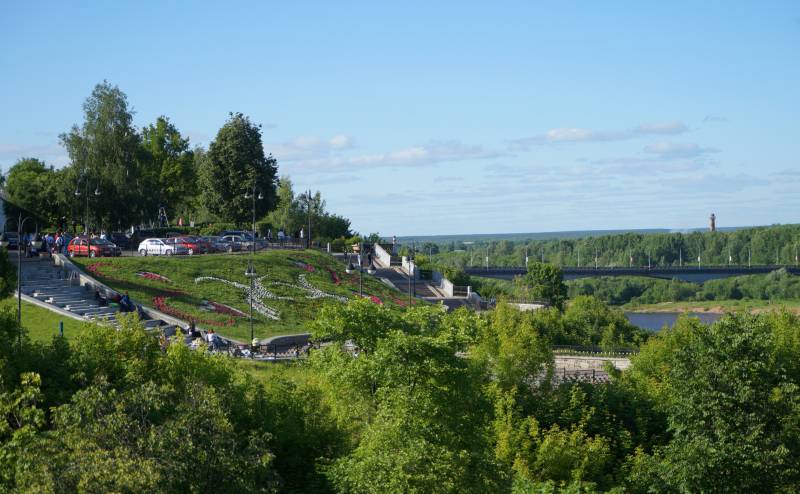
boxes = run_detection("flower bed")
[136,271,172,283]
[328,269,341,285]
[153,296,234,327]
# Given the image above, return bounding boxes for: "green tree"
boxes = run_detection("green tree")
[140,116,196,221]
[60,81,147,231]
[517,263,568,310]
[2,158,68,226]
[199,113,278,225]
[265,176,302,233]
[321,332,501,493]
[625,313,800,492]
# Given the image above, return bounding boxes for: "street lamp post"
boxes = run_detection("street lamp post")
[345,243,376,297]
[75,176,101,234]
[1,214,37,349]
[306,189,312,249]
[243,178,262,355]
[245,260,257,354]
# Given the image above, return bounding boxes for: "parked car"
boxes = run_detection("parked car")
[221,234,255,251]
[187,236,213,253]
[67,237,123,258]
[0,232,19,250]
[108,232,131,250]
[164,236,206,255]
[137,238,188,256]
[221,230,267,250]
[203,235,241,253]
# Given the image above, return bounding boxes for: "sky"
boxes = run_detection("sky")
[1,1,798,236]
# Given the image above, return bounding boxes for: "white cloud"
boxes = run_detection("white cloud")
[266,134,355,161]
[635,121,688,135]
[643,142,718,159]
[284,140,502,173]
[329,134,353,149]
[0,142,70,170]
[509,120,689,151]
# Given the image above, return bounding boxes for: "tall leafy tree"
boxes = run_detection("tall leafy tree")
[516,262,568,310]
[199,113,278,225]
[265,176,302,233]
[60,81,146,230]
[3,158,59,224]
[140,116,196,220]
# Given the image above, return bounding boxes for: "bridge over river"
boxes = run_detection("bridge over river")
[466,265,800,283]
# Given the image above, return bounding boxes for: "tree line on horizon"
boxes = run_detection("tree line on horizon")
[421,224,800,269]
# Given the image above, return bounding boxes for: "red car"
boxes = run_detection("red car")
[68,237,122,258]
[165,236,207,255]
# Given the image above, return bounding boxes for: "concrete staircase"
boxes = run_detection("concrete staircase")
[14,257,177,332]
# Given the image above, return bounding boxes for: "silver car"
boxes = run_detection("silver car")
[137,238,188,256]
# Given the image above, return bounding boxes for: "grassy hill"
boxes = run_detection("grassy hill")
[71,249,410,341]
[0,298,90,342]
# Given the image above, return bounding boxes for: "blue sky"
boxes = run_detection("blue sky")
[1,1,798,236]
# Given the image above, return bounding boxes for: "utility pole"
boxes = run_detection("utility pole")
[594,248,598,269]
[307,189,312,249]
[525,248,529,269]
[648,251,651,270]
[679,248,682,267]
[748,247,752,268]
[541,248,544,263]
[485,246,489,270]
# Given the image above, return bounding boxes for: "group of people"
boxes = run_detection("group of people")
[18,229,113,258]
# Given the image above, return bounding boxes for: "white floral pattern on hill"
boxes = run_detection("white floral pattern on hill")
[194,273,349,321]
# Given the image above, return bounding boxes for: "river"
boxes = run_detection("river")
[625,312,722,331]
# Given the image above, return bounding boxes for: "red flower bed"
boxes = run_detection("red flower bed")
[153,296,234,327]
[328,269,341,285]
[136,271,172,283]
[351,291,384,305]
[209,301,246,317]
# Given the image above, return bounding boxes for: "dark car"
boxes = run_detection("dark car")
[0,232,19,250]
[109,233,131,249]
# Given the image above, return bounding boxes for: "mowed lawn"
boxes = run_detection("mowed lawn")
[71,249,408,341]
[0,297,91,343]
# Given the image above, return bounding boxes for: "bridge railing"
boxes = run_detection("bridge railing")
[467,264,799,273]
[552,344,639,356]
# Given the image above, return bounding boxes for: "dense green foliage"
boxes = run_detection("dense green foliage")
[1,236,798,492]
[516,263,569,310]
[431,224,800,268]
[264,177,352,241]
[569,269,800,306]
[1,298,798,492]
[198,112,278,225]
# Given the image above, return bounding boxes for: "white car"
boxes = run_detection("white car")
[138,238,188,256]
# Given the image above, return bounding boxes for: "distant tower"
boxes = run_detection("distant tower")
[709,213,716,232]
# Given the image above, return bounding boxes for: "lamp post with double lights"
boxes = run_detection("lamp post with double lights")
[244,184,263,257]
[74,175,101,234]
[244,180,263,354]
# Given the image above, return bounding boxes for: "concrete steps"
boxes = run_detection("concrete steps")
[12,257,172,333]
